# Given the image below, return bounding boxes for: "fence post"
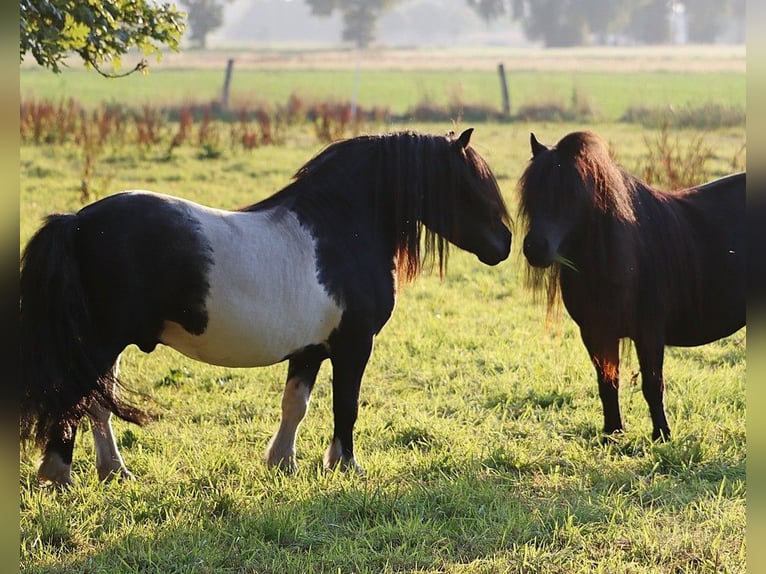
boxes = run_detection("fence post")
[497,63,510,117]
[222,58,235,110]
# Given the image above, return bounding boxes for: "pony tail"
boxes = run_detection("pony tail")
[20,214,144,449]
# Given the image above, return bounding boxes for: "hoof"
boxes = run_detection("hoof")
[599,427,624,445]
[265,431,300,473]
[266,454,299,474]
[324,457,365,475]
[98,466,136,483]
[37,453,73,488]
[651,427,671,442]
[323,438,365,475]
[265,445,298,473]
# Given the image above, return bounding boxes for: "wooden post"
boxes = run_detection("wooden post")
[222,58,235,110]
[497,63,510,117]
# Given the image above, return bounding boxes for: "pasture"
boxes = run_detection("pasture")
[19,45,745,121]
[20,46,746,573]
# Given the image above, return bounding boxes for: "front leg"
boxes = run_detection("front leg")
[635,336,670,441]
[581,330,623,436]
[324,329,373,473]
[266,347,326,472]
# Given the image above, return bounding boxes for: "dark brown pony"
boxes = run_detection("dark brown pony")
[518,131,745,440]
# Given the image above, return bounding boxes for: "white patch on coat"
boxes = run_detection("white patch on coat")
[159,198,344,367]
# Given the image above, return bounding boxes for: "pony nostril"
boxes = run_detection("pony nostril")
[523,235,552,266]
[523,235,548,255]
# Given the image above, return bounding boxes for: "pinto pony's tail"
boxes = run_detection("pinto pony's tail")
[20,214,145,450]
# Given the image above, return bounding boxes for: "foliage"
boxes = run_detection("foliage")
[620,101,746,130]
[685,0,746,43]
[182,0,232,49]
[20,0,186,76]
[305,0,404,48]
[465,0,509,24]
[465,0,744,45]
[514,0,591,47]
[639,120,713,190]
[466,0,637,47]
[513,87,599,123]
[626,0,671,44]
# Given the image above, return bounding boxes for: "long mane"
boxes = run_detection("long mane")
[517,131,700,314]
[246,131,508,283]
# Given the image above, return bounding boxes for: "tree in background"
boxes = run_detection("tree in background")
[466,0,743,46]
[685,0,744,43]
[20,0,186,76]
[183,0,233,48]
[513,0,592,47]
[305,0,404,48]
[582,0,633,44]
[627,0,671,44]
[465,0,508,24]
[474,0,601,47]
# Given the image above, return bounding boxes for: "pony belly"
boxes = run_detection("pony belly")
[159,261,345,367]
[160,321,333,367]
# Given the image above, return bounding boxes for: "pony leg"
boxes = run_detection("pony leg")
[266,351,324,472]
[88,400,135,482]
[324,334,372,473]
[582,332,623,436]
[635,339,670,441]
[87,356,133,481]
[37,421,77,487]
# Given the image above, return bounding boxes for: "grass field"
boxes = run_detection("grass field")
[20,45,745,122]
[20,46,746,573]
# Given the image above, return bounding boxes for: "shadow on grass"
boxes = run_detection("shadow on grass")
[22,439,745,574]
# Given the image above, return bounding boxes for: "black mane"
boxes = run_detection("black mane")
[245,131,508,282]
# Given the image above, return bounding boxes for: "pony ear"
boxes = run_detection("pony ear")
[530,133,547,157]
[456,128,474,149]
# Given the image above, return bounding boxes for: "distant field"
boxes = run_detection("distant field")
[20,45,746,121]
[21,44,744,72]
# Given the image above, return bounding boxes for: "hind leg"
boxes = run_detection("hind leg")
[88,400,134,482]
[89,356,134,481]
[266,347,326,472]
[37,421,77,486]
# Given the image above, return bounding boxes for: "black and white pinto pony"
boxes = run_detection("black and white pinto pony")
[518,131,745,441]
[21,129,511,486]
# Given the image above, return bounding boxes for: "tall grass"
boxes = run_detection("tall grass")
[621,102,746,130]
[20,88,746,204]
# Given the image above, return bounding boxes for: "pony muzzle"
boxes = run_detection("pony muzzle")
[478,226,512,265]
[522,234,554,268]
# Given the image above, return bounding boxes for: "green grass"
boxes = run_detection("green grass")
[20,67,745,123]
[20,106,746,572]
